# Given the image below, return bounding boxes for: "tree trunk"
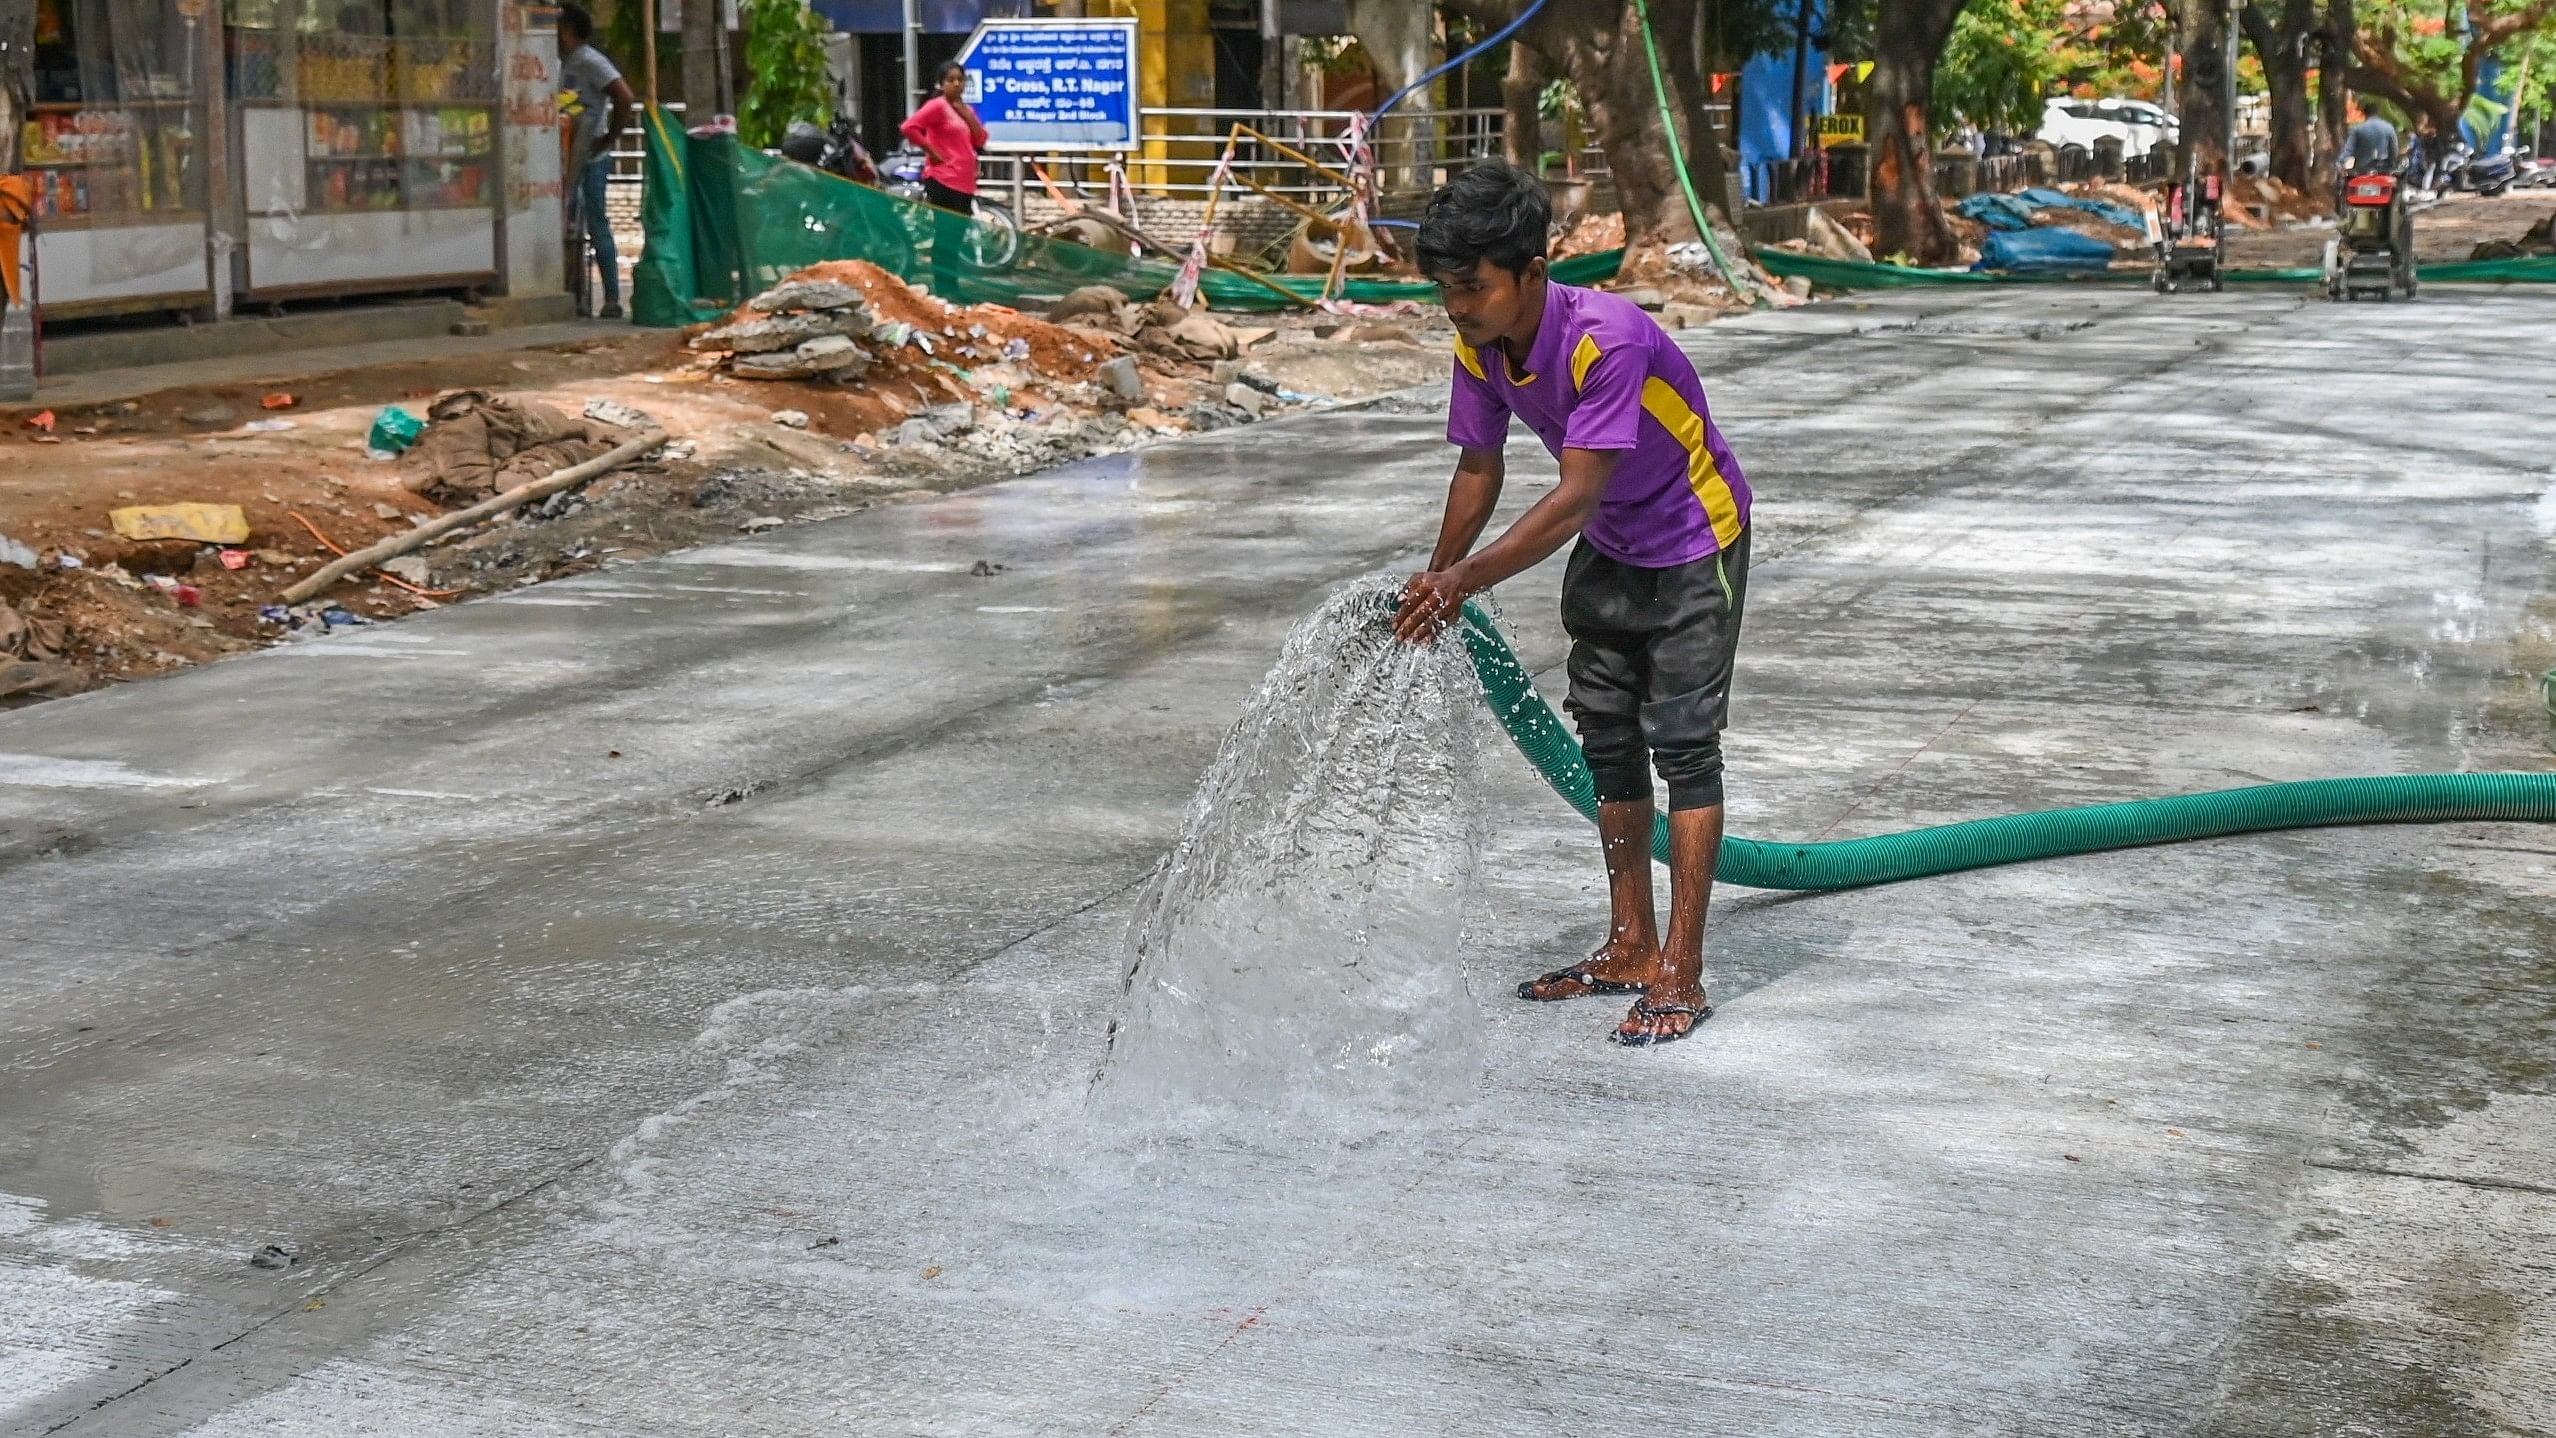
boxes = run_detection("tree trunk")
[2317,0,2352,168]
[2178,0,2235,183]
[1502,41,1548,172]
[1576,32,1689,251]
[1445,0,1718,258]
[1865,0,1963,265]
[2241,0,2314,189]
[1347,0,1438,196]
[680,0,727,117]
[1653,0,1730,225]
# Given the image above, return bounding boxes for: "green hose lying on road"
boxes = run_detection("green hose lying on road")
[1456,601,2556,892]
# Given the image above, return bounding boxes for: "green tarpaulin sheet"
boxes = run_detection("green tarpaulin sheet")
[633,119,1628,324]
[1755,246,2556,290]
[630,122,2554,325]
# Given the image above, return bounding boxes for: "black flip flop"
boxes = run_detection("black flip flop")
[1610,997,1712,1047]
[1516,964,1645,1002]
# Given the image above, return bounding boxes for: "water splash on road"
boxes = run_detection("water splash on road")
[1095,578,1490,1116]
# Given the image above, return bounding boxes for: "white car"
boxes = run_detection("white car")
[2038,97,2178,162]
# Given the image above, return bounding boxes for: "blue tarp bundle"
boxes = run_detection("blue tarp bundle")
[1977,227,2119,274]
[1956,192,2040,232]
[1961,187,2149,234]
[2016,186,2146,229]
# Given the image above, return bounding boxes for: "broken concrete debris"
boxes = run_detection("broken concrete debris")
[1096,355,1147,403]
[698,308,877,356]
[1804,205,1876,265]
[748,278,869,313]
[731,333,873,381]
[583,398,654,430]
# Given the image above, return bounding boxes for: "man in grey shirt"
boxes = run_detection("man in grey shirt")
[560,4,637,319]
[2342,95,2399,175]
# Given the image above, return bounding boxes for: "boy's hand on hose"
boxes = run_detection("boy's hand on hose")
[1394,567,1470,644]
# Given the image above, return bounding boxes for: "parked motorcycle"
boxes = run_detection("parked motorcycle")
[780,115,876,185]
[2464,147,2518,197]
[2433,140,2517,197]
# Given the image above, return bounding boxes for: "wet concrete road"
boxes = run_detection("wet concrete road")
[5,287,2554,1436]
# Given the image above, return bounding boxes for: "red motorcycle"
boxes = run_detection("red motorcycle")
[2323,171,2417,302]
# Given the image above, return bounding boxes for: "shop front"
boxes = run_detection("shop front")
[23,0,218,318]
[10,0,558,332]
[225,0,501,300]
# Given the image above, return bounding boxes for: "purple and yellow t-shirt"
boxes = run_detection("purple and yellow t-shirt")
[1446,283,1751,569]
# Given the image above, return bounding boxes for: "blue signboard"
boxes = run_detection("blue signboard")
[955,18,1140,153]
[811,1,1028,35]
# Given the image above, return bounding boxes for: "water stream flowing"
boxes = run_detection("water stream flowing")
[1094,578,1492,1115]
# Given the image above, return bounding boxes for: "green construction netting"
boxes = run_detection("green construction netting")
[1756,245,2556,290]
[631,114,1626,326]
[629,118,2556,326]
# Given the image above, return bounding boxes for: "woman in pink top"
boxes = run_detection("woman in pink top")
[900,62,989,296]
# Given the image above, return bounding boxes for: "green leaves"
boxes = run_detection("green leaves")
[739,0,834,151]
[1933,0,2073,136]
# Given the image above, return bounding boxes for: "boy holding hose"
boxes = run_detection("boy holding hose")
[1393,163,1751,1048]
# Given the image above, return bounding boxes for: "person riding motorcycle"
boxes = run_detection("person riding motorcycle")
[2339,96,2400,190]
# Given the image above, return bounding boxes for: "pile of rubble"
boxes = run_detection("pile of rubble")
[691,275,893,381]
[688,261,1118,390]
[1046,285,1270,364]
[679,261,1329,456]
[2472,209,2556,261]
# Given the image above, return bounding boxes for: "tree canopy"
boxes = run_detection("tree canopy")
[1932,0,2075,134]
[2351,0,2556,138]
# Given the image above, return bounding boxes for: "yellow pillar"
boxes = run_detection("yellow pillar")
[1088,0,1210,191]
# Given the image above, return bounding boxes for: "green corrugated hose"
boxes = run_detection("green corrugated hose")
[1457,601,2556,892]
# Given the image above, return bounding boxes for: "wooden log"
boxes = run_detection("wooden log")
[280,429,665,605]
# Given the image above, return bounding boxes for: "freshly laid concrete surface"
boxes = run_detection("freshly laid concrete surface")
[4,287,2553,1437]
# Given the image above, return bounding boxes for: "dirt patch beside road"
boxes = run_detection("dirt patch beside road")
[2221,190,2556,269]
[0,268,1464,705]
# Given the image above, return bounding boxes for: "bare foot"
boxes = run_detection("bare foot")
[1515,939,1659,1001]
[1611,977,1711,1046]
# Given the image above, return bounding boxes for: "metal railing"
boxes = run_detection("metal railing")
[607,103,677,185]
[607,104,1516,204]
[608,103,1819,218]
[1034,106,1513,206]
[1737,140,2173,209]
